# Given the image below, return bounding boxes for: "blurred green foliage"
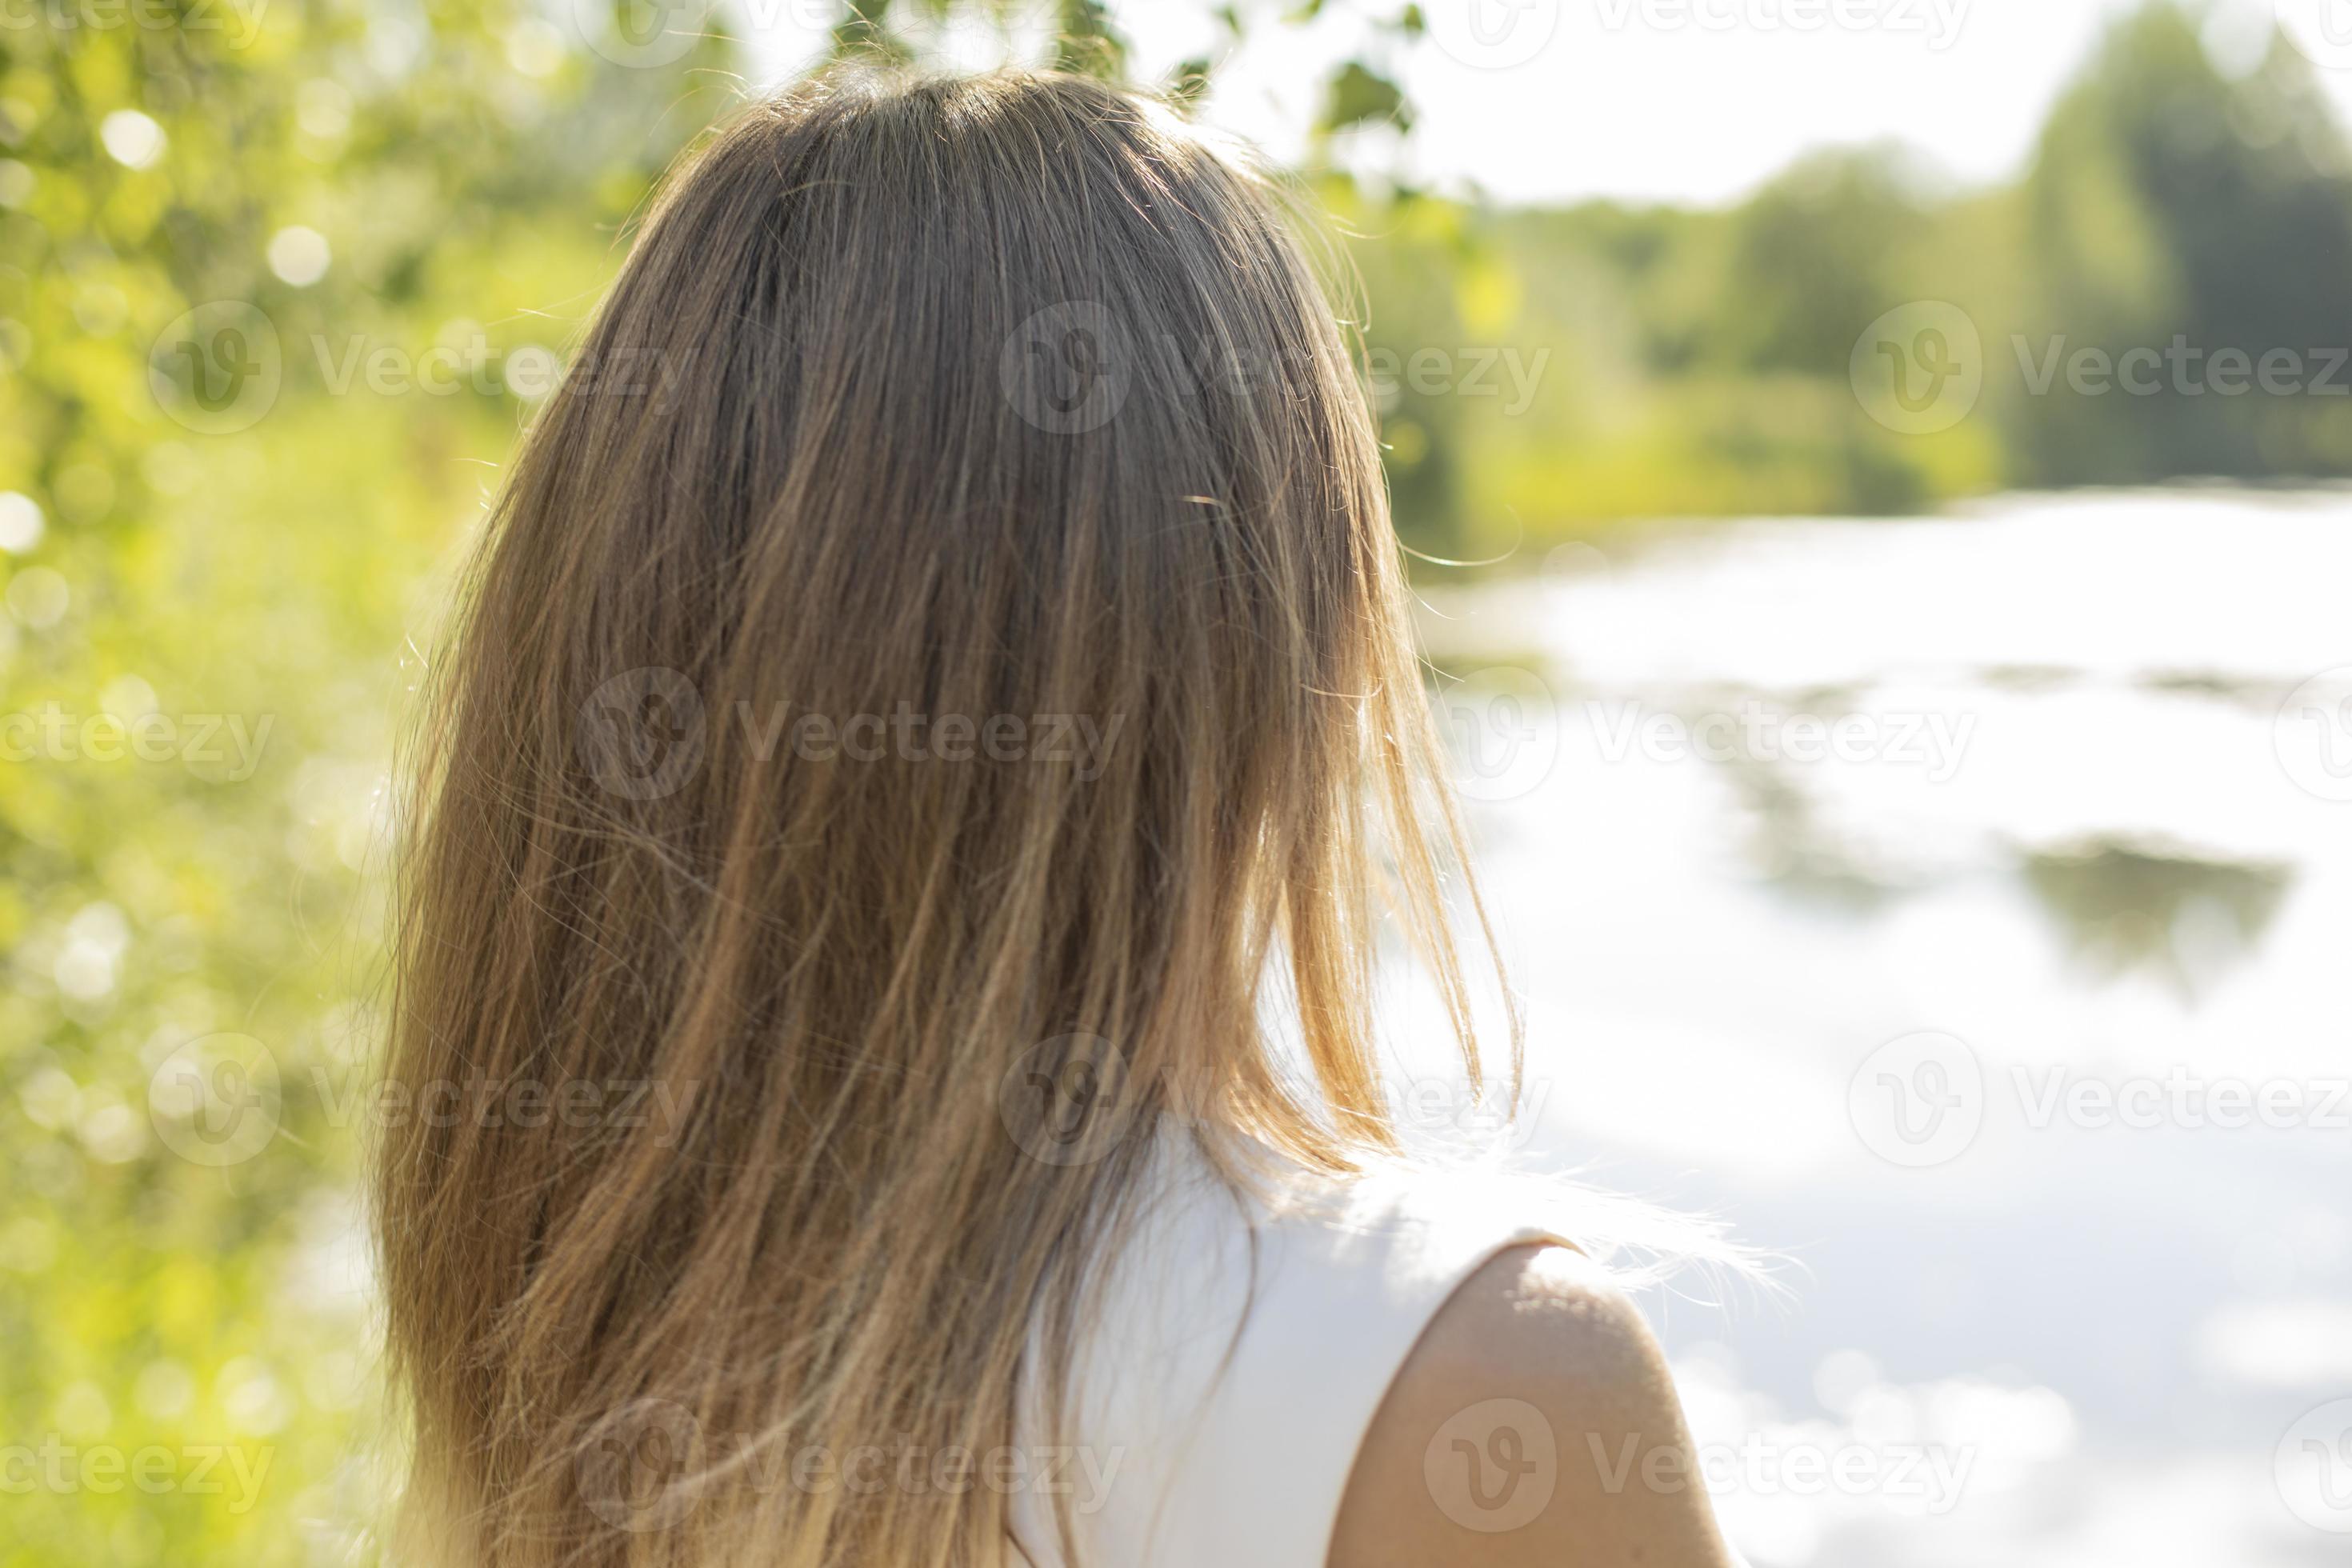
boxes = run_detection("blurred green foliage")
[1358,4,2352,564]
[2,0,2348,1562]
[0,3,734,1562]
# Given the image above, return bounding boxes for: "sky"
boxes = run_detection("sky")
[738,0,2352,207]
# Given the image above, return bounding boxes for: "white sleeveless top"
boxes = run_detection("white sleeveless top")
[1005,1131,1571,1567]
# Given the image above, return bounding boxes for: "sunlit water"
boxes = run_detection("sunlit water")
[1421,487,2352,1566]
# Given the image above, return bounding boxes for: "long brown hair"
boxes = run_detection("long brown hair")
[376,66,1512,1567]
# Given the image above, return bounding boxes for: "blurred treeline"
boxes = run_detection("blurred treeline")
[0,1,2345,1564]
[1358,2,2352,562]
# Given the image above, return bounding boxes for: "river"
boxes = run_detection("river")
[1418,486,2352,1566]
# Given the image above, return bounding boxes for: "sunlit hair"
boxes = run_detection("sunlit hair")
[376,65,1522,1567]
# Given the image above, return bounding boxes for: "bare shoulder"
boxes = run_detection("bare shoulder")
[1328,1244,1740,1568]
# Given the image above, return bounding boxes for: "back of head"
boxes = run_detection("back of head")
[377,66,1502,1567]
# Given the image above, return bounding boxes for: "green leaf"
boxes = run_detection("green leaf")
[1319,60,1411,135]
